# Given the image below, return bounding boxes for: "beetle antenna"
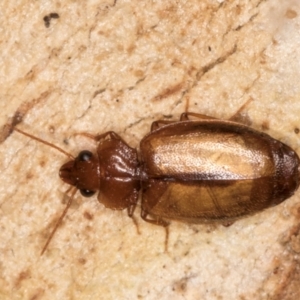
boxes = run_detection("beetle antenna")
[41,187,77,255]
[14,128,75,160]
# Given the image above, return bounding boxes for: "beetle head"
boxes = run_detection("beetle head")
[59,150,100,197]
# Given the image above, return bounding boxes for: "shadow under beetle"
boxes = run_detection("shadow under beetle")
[14,112,300,254]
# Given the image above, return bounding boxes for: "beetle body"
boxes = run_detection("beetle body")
[60,113,300,225]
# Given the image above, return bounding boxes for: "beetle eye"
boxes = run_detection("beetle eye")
[80,189,96,197]
[78,150,93,161]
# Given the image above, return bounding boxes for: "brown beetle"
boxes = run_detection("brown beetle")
[14,112,300,254]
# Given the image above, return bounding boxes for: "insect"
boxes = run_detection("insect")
[14,112,300,254]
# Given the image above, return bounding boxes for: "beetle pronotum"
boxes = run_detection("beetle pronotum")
[14,112,300,255]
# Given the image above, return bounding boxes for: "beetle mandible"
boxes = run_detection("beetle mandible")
[14,112,300,254]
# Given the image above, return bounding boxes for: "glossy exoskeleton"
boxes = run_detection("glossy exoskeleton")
[15,112,300,253]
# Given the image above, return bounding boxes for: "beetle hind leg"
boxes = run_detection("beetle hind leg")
[141,209,170,252]
[228,97,253,123]
[151,120,177,132]
[151,112,219,131]
[141,209,170,227]
[180,112,218,121]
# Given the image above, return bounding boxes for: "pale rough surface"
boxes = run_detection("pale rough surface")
[1,0,300,299]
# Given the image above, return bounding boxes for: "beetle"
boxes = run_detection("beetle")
[14,112,300,254]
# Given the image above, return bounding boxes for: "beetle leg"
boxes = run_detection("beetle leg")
[72,131,112,141]
[228,98,253,124]
[129,213,141,235]
[164,226,169,252]
[73,131,128,144]
[151,120,177,132]
[180,112,218,121]
[222,221,234,227]
[141,209,170,252]
[93,131,127,143]
[141,209,170,227]
[151,113,217,131]
[127,202,136,217]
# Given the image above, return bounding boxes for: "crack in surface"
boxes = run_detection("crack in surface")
[196,44,238,80]
[234,13,259,31]
[0,90,52,144]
